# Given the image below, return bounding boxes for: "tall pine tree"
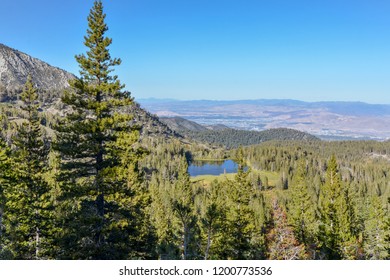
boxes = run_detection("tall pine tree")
[197,180,225,260]
[318,155,360,259]
[0,118,12,258]
[172,159,195,260]
[3,76,52,259]
[288,159,317,255]
[55,0,149,259]
[363,195,389,259]
[224,147,256,259]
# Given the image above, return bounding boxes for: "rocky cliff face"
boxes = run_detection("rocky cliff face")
[0,43,75,92]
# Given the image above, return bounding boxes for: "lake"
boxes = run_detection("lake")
[188,159,241,177]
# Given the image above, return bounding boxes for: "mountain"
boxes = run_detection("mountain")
[0,43,75,101]
[0,43,177,140]
[204,124,231,131]
[138,98,390,140]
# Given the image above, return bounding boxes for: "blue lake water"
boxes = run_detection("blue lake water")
[188,159,240,177]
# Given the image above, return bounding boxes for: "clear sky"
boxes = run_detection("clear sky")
[1,0,390,104]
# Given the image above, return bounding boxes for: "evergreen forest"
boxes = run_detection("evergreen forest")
[0,1,389,260]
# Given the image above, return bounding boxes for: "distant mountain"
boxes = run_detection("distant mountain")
[138,98,390,140]
[0,43,75,101]
[160,117,208,132]
[204,124,230,131]
[160,116,230,133]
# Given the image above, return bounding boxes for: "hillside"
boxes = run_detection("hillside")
[185,127,319,149]
[129,103,180,139]
[159,116,318,148]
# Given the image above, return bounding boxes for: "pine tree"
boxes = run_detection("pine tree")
[172,159,195,260]
[319,155,359,259]
[3,76,52,259]
[288,159,317,254]
[55,0,146,259]
[198,181,225,260]
[337,181,361,259]
[223,147,256,259]
[318,155,341,258]
[363,195,389,259]
[149,173,176,259]
[0,121,12,258]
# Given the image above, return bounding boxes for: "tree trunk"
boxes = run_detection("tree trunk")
[35,226,40,260]
[0,207,3,241]
[205,226,212,260]
[182,224,189,260]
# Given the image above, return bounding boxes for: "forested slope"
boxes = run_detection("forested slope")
[184,128,319,149]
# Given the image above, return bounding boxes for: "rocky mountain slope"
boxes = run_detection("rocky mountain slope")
[0,43,75,101]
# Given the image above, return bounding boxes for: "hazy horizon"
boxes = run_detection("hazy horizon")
[137,97,390,106]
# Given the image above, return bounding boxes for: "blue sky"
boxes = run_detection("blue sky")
[1,0,390,103]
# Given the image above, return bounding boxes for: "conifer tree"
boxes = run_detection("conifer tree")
[0,122,12,258]
[363,195,389,259]
[3,76,52,259]
[224,147,256,259]
[319,155,342,258]
[318,155,359,259]
[337,182,361,259]
[288,159,317,253]
[319,156,342,257]
[55,0,146,259]
[198,181,225,260]
[172,159,195,260]
[149,173,178,259]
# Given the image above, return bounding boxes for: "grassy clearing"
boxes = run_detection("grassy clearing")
[191,169,279,188]
[191,173,236,184]
[191,158,229,162]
